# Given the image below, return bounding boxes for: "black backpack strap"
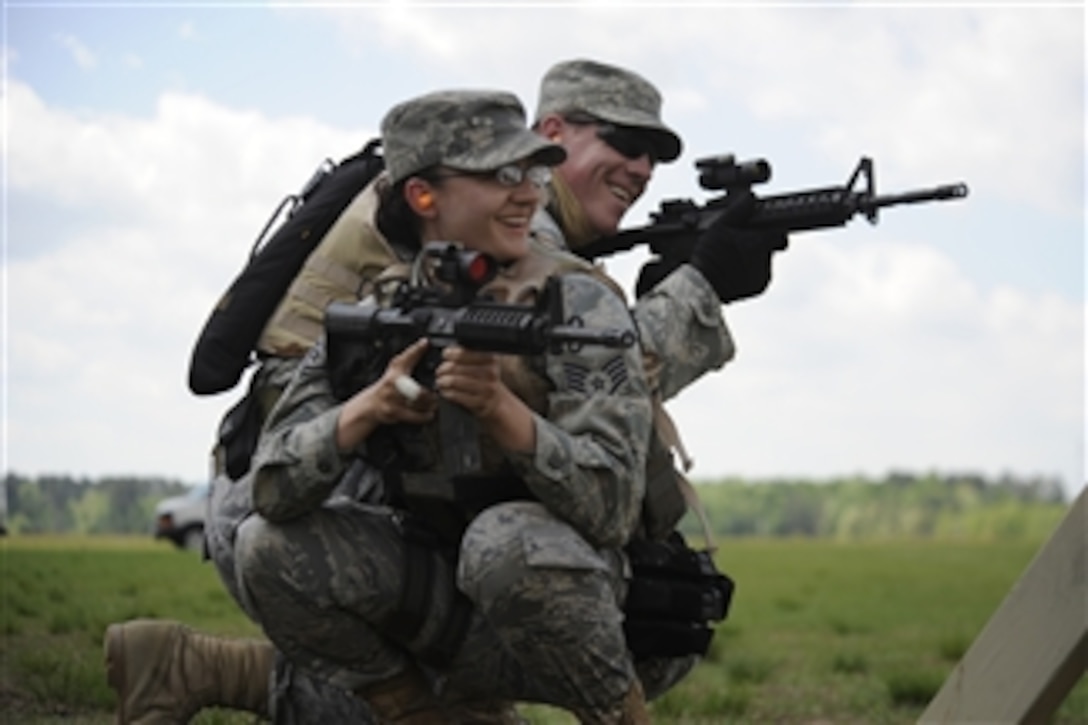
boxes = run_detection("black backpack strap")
[378,516,473,668]
[382,532,435,644]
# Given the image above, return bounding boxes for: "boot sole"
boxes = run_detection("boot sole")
[103,623,129,724]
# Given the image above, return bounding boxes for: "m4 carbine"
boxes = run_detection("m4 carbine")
[574,155,969,293]
[324,242,636,481]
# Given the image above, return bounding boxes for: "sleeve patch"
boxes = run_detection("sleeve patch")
[561,355,630,395]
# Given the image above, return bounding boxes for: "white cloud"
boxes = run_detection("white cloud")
[54,32,97,70]
[309,5,1082,214]
[6,80,368,243]
[662,236,1084,493]
[368,4,463,59]
[5,81,367,482]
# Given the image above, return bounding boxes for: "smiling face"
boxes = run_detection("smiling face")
[539,114,655,237]
[408,164,544,264]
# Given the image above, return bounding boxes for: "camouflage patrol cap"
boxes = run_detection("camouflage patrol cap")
[535,59,682,163]
[381,89,566,185]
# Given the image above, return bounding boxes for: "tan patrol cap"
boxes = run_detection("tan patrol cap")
[534,59,682,163]
[381,89,566,185]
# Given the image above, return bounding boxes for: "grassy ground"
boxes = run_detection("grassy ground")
[2,534,1085,723]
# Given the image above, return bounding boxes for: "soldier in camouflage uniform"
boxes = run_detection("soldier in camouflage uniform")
[105,60,783,724]
[227,88,658,723]
[530,58,786,403]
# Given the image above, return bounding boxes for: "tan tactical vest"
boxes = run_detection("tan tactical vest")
[257,175,405,357]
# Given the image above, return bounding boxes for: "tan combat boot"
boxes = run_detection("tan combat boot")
[104,619,274,724]
[572,680,652,725]
[615,680,652,725]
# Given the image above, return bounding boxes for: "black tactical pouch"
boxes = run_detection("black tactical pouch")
[215,373,285,481]
[623,532,735,659]
[216,390,263,481]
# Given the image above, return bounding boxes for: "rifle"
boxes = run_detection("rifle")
[324,242,636,484]
[574,155,969,293]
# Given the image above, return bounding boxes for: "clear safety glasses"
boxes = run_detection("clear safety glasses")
[436,164,552,189]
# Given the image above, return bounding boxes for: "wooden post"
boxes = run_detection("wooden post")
[919,486,1087,724]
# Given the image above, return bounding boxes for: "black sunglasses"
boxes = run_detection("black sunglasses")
[564,112,661,163]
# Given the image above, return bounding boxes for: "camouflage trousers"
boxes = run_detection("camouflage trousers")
[208,475,695,718]
[207,471,377,723]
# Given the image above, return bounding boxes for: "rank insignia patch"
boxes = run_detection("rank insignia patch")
[562,355,629,394]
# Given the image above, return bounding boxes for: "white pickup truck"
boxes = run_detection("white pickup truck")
[153,484,208,551]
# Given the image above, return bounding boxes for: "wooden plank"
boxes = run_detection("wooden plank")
[920,486,1087,724]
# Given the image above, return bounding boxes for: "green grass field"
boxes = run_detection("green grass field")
[2,534,1085,723]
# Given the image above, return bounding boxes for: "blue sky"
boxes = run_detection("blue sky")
[3,3,1084,498]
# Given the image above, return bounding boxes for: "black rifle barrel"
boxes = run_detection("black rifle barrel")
[548,325,636,349]
[856,182,969,222]
[866,182,969,208]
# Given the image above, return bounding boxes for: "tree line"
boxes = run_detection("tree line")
[678,471,1070,542]
[0,470,1073,540]
[2,474,192,535]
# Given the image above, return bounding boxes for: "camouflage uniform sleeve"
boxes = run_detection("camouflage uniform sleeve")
[249,342,352,522]
[633,264,737,401]
[504,274,652,550]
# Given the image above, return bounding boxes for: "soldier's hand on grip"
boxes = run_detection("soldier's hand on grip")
[434,346,507,421]
[688,190,789,304]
